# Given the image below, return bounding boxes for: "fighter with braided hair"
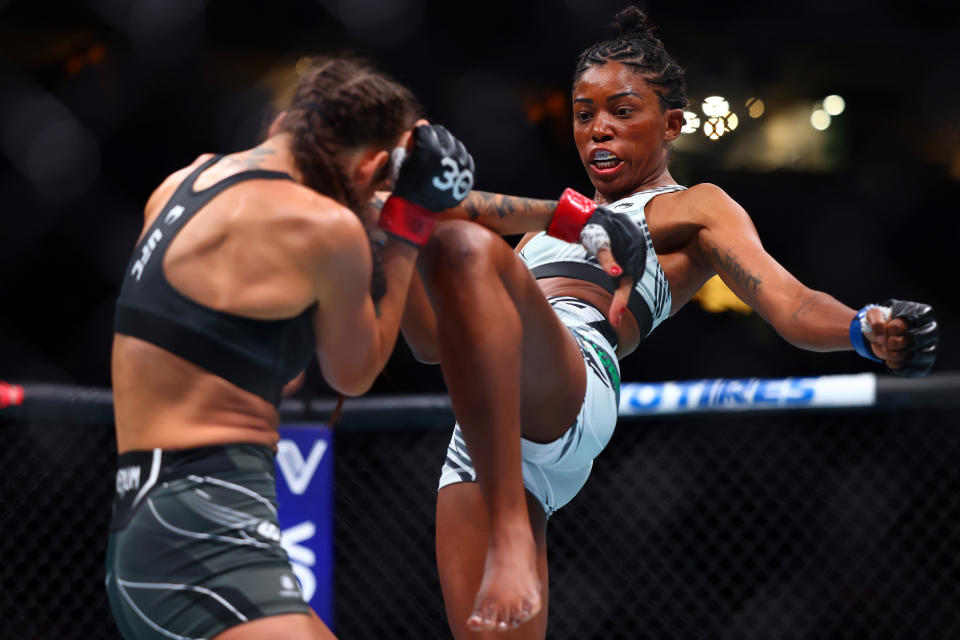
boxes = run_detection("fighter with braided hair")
[106,55,473,640]
[392,6,938,636]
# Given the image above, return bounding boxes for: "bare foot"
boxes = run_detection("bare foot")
[466,528,542,632]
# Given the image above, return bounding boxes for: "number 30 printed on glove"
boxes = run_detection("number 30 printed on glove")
[379,124,475,246]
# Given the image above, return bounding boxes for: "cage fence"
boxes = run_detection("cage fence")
[1,376,959,639]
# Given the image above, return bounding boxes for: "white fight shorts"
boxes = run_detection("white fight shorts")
[438,296,621,517]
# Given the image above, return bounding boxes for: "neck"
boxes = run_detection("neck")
[594,168,678,205]
[255,132,304,184]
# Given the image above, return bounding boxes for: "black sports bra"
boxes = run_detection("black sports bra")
[114,155,316,406]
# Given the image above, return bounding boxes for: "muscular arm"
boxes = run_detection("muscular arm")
[367,190,557,236]
[693,185,856,352]
[440,191,557,236]
[310,207,420,395]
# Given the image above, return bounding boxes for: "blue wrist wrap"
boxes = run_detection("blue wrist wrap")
[849,305,883,363]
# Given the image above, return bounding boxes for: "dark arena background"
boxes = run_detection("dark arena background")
[2,1,959,639]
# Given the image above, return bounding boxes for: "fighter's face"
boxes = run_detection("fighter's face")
[572,62,680,201]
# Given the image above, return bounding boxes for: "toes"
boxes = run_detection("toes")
[467,608,497,632]
[506,599,540,630]
[466,614,482,630]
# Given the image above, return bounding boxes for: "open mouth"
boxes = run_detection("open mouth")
[591,150,621,171]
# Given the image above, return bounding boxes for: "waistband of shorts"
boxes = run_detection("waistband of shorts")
[111,444,275,533]
[547,296,619,352]
[115,443,276,484]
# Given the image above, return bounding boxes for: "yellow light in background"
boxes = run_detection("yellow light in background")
[823,94,845,116]
[811,109,831,130]
[295,57,313,75]
[693,275,752,314]
[702,96,730,118]
[704,116,726,140]
[700,97,739,139]
[682,110,701,134]
[746,97,765,118]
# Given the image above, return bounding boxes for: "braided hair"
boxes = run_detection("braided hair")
[573,7,687,111]
[278,56,421,212]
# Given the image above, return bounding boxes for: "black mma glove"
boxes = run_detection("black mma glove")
[849,299,939,377]
[378,124,475,247]
[547,188,647,279]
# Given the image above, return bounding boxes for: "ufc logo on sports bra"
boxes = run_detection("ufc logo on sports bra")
[432,157,474,201]
[130,229,163,281]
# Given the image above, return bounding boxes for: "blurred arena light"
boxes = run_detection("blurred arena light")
[315,0,424,45]
[823,94,846,116]
[90,0,206,64]
[702,96,730,118]
[692,275,752,314]
[701,96,738,141]
[703,116,726,140]
[811,101,832,130]
[1,80,100,203]
[746,97,764,118]
[681,110,701,134]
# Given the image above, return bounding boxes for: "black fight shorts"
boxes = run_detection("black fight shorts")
[105,444,311,640]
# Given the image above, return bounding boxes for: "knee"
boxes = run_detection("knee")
[420,220,501,282]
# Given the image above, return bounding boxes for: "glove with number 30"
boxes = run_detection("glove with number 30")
[379,124,475,247]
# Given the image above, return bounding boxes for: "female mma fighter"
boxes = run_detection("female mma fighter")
[106,56,473,640]
[399,7,938,637]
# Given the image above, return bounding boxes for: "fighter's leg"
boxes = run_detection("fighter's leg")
[436,484,549,639]
[419,220,586,631]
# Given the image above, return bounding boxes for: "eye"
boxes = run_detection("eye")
[575,111,593,123]
[615,106,634,117]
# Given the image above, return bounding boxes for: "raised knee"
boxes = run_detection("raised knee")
[420,220,500,279]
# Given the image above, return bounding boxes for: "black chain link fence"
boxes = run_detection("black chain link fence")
[2,407,959,639]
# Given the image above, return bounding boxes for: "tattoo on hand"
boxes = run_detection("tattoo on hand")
[713,247,762,296]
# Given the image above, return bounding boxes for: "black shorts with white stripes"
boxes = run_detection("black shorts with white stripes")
[105,444,310,640]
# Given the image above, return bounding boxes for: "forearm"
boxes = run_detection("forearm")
[400,267,440,364]
[369,237,421,370]
[319,236,419,397]
[767,290,857,352]
[439,191,557,236]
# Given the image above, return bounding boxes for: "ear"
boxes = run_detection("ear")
[351,148,391,189]
[267,111,287,138]
[663,108,684,142]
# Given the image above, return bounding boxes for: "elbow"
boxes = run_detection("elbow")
[319,358,379,397]
[407,342,440,365]
[400,328,441,365]
[328,374,375,398]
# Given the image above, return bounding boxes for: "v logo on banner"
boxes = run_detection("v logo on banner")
[277,439,328,495]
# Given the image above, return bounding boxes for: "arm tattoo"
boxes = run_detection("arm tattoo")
[712,247,763,296]
[791,293,821,322]
[358,193,387,229]
[462,191,554,222]
[368,193,386,213]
